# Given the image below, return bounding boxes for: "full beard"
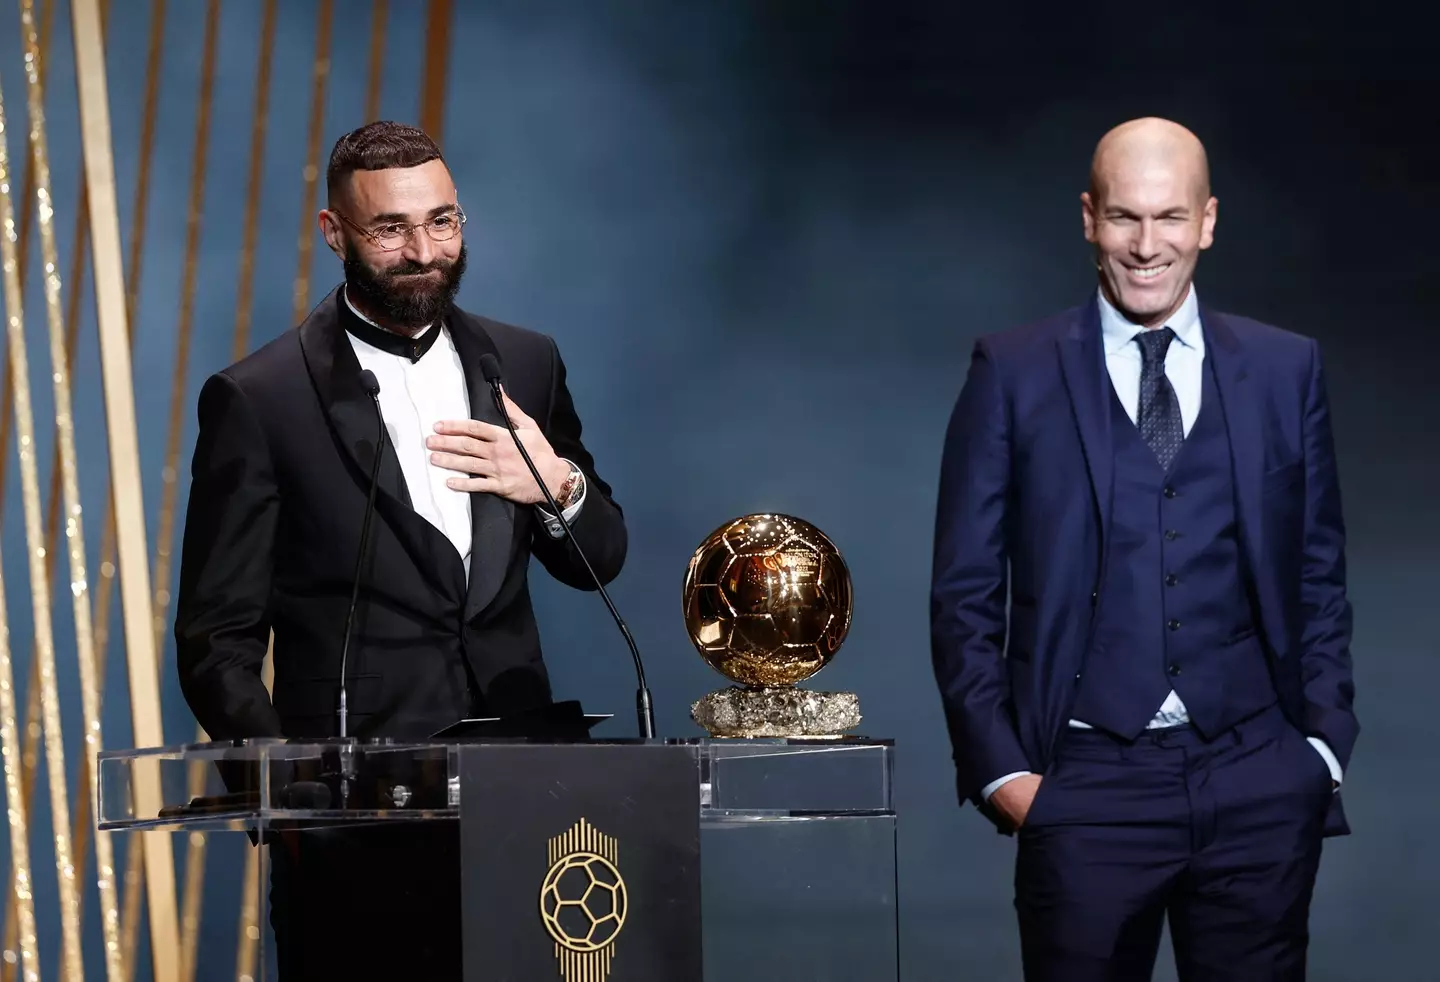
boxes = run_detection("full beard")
[344,241,467,335]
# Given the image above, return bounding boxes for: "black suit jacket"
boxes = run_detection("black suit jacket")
[174,286,627,740]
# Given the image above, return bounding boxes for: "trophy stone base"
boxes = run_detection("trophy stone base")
[690,685,862,738]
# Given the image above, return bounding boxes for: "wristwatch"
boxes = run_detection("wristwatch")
[553,460,586,511]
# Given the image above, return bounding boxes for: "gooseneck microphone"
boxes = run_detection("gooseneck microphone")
[339,368,387,742]
[477,352,656,739]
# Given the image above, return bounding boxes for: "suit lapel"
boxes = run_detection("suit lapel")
[299,287,466,604]
[1056,299,1114,546]
[298,289,411,508]
[1202,307,1286,651]
[447,313,518,619]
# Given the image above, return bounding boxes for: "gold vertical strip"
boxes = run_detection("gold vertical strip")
[149,0,218,655]
[8,0,54,278]
[291,0,333,326]
[231,0,275,362]
[175,829,206,982]
[0,0,53,506]
[233,847,260,982]
[0,1,55,957]
[0,588,39,982]
[92,0,162,666]
[0,72,43,982]
[121,0,165,342]
[18,0,126,974]
[229,5,277,974]
[68,2,182,981]
[106,6,166,974]
[364,0,387,123]
[1,236,80,976]
[13,4,87,977]
[158,8,220,977]
[2,228,92,981]
[418,0,454,145]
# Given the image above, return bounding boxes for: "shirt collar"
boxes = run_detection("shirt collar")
[341,285,439,363]
[1097,284,1203,356]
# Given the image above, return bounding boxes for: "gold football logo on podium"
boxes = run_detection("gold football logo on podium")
[540,818,628,981]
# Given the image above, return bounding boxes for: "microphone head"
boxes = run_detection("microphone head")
[478,353,503,385]
[358,369,381,397]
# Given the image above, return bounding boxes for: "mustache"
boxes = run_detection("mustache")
[380,258,451,277]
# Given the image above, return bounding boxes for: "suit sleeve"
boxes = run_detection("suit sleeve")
[173,372,284,739]
[1297,340,1358,769]
[530,337,627,589]
[930,339,1032,808]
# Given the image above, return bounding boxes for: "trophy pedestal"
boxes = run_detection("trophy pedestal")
[691,685,861,738]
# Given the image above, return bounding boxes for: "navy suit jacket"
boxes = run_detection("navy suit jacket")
[930,296,1357,835]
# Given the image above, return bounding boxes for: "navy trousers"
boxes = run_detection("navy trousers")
[1015,704,1333,982]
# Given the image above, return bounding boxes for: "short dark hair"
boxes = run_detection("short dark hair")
[326,120,444,203]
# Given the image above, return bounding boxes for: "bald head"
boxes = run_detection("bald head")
[1080,117,1218,328]
[1089,117,1211,206]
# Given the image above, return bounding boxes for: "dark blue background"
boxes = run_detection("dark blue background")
[1,2,1434,978]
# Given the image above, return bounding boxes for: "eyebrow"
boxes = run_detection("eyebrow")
[1104,206,1192,219]
[366,203,458,224]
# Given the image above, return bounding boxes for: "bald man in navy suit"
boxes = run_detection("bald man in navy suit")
[930,118,1356,981]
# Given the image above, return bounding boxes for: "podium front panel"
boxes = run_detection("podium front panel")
[99,737,897,980]
[459,743,704,982]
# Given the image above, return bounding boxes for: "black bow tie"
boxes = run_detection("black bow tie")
[341,298,441,364]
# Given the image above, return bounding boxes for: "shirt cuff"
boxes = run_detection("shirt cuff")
[1306,736,1343,791]
[535,464,586,539]
[980,771,1033,801]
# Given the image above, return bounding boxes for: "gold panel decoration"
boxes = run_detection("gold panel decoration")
[542,818,628,982]
[0,66,44,982]
[1,1,459,977]
[69,0,182,976]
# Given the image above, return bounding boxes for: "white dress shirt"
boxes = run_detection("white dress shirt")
[342,289,583,582]
[980,285,1341,801]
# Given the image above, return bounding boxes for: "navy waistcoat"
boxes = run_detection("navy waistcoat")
[1071,353,1278,739]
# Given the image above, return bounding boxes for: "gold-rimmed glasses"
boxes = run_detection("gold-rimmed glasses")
[334,205,466,252]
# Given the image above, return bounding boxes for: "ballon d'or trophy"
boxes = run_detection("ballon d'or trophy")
[683,513,859,738]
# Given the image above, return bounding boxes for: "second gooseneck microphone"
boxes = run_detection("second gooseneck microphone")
[477,352,656,739]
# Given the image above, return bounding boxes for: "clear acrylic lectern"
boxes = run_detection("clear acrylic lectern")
[98,736,897,981]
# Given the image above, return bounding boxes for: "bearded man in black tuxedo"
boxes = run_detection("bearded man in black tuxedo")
[173,120,626,980]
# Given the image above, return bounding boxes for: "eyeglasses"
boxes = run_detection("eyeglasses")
[335,206,466,252]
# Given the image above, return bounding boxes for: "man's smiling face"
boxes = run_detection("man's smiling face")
[1081,118,1218,327]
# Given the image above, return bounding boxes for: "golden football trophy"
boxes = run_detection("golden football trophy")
[682,513,860,738]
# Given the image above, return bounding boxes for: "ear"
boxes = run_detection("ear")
[1080,191,1098,244]
[1199,195,1218,250]
[318,210,346,259]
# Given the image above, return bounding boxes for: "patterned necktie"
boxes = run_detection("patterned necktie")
[1135,327,1184,471]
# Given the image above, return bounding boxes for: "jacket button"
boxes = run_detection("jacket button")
[1164,529,1178,541]
[1167,619,1181,631]
[1090,591,1098,604]
[1168,663,1182,676]
[1163,486,1177,499]
[1165,574,1178,587]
